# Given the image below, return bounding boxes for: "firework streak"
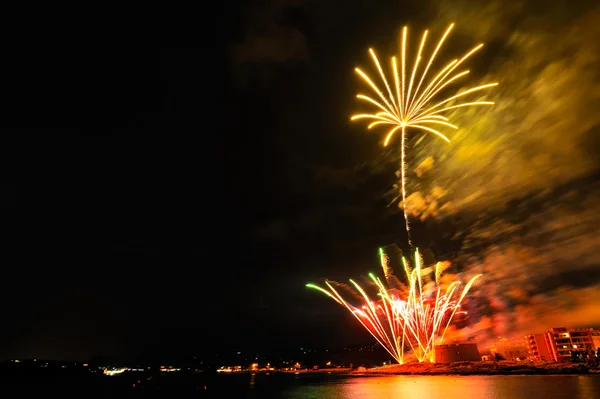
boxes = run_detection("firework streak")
[307,248,481,363]
[351,24,497,245]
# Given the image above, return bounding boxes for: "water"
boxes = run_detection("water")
[269,374,600,399]
[4,372,600,398]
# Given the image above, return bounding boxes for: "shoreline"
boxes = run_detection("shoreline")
[214,362,600,376]
[350,361,598,376]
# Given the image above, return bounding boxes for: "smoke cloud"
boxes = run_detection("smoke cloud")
[401,2,600,345]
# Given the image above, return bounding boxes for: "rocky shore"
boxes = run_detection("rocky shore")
[353,361,596,375]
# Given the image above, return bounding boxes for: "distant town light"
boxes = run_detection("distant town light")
[104,368,127,376]
[160,367,181,372]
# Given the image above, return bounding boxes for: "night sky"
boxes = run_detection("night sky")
[3,0,600,362]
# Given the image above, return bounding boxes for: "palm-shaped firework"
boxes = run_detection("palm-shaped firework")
[351,23,497,245]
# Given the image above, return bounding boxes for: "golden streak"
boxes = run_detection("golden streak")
[410,24,454,113]
[392,57,403,121]
[384,125,403,146]
[354,68,397,116]
[369,49,400,115]
[421,83,499,114]
[350,114,396,122]
[407,59,458,117]
[412,115,449,121]
[408,70,470,118]
[356,95,400,122]
[410,119,458,130]
[401,26,407,114]
[406,125,451,143]
[368,121,393,129]
[406,30,428,109]
[428,101,495,115]
[409,43,484,117]
[375,112,398,122]
[400,125,411,246]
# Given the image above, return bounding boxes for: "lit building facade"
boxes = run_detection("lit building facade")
[526,327,600,362]
[526,334,553,362]
[592,330,600,351]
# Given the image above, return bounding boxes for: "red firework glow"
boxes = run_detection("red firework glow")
[307,248,481,363]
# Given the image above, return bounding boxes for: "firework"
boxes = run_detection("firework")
[351,24,497,245]
[307,248,481,363]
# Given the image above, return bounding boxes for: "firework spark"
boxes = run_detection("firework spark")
[351,24,497,245]
[307,248,482,363]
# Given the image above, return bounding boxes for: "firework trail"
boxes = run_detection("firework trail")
[351,24,497,246]
[307,248,481,363]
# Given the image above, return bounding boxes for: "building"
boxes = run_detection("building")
[592,330,600,351]
[548,328,598,362]
[435,343,481,363]
[526,334,553,361]
[526,327,600,362]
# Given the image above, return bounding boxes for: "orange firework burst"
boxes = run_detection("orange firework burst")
[307,248,481,363]
[351,23,497,245]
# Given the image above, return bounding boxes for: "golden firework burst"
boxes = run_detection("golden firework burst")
[351,24,497,244]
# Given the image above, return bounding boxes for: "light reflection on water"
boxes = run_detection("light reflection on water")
[280,375,600,399]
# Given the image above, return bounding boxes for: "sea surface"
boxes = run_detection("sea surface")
[4,371,600,398]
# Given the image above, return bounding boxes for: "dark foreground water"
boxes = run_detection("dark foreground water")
[3,372,600,398]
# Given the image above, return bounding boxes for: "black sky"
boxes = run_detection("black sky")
[0,1,418,361]
[4,0,599,362]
